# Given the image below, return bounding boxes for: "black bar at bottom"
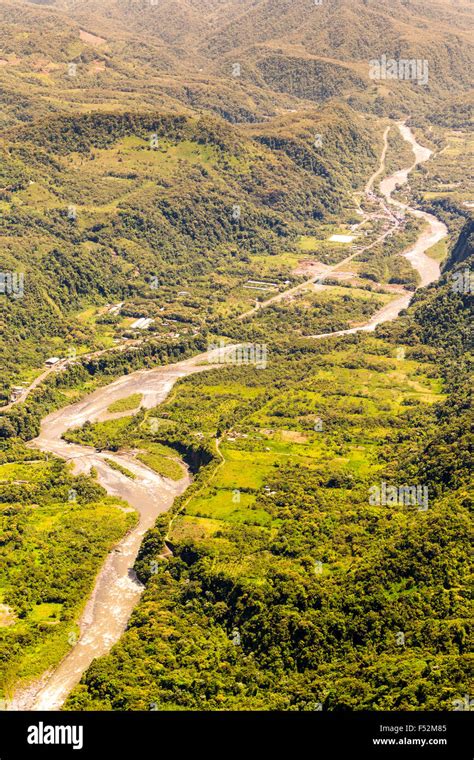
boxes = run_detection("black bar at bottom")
[0,711,471,758]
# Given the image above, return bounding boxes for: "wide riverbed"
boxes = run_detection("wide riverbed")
[9,349,231,710]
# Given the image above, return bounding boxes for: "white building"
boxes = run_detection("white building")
[131,317,154,330]
[10,386,25,402]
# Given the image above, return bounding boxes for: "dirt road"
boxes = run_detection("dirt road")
[310,123,447,338]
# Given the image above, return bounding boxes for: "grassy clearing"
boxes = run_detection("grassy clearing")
[187,490,272,526]
[136,442,184,481]
[296,235,322,251]
[0,461,54,483]
[103,458,136,480]
[212,457,273,491]
[426,239,448,262]
[107,393,143,413]
[29,603,63,623]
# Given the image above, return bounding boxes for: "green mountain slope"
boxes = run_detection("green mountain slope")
[0,106,380,396]
[1,0,472,127]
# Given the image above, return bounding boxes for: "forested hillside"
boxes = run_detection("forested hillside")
[0,106,380,397]
[0,0,472,127]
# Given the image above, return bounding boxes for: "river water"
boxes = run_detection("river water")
[379,123,446,288]
[311,123,448,339]
[8,351,226,710]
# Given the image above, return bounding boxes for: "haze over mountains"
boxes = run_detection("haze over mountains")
[1,0,473,127]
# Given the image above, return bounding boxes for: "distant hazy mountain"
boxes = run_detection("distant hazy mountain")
[0,0,472,126]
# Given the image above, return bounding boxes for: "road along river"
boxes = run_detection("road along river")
[311,122,448,338]
[8,124,447,710]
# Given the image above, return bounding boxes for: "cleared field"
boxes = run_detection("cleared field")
[187,490,272,526]
[164,340,445,545]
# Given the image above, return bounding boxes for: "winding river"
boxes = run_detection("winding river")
[379,123,446,288]
[8,349,231,710]
[8,123,448,711]
[311,122,448,338]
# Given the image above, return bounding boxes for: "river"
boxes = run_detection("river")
[311,122,448,338]
[8,349,231,710]
[8,123,447,710]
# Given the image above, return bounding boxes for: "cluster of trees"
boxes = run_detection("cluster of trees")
[257,57,366,103]
[0,440,136,694]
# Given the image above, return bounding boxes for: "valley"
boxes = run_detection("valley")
[4,125,458,711]
[0,0,471,719]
